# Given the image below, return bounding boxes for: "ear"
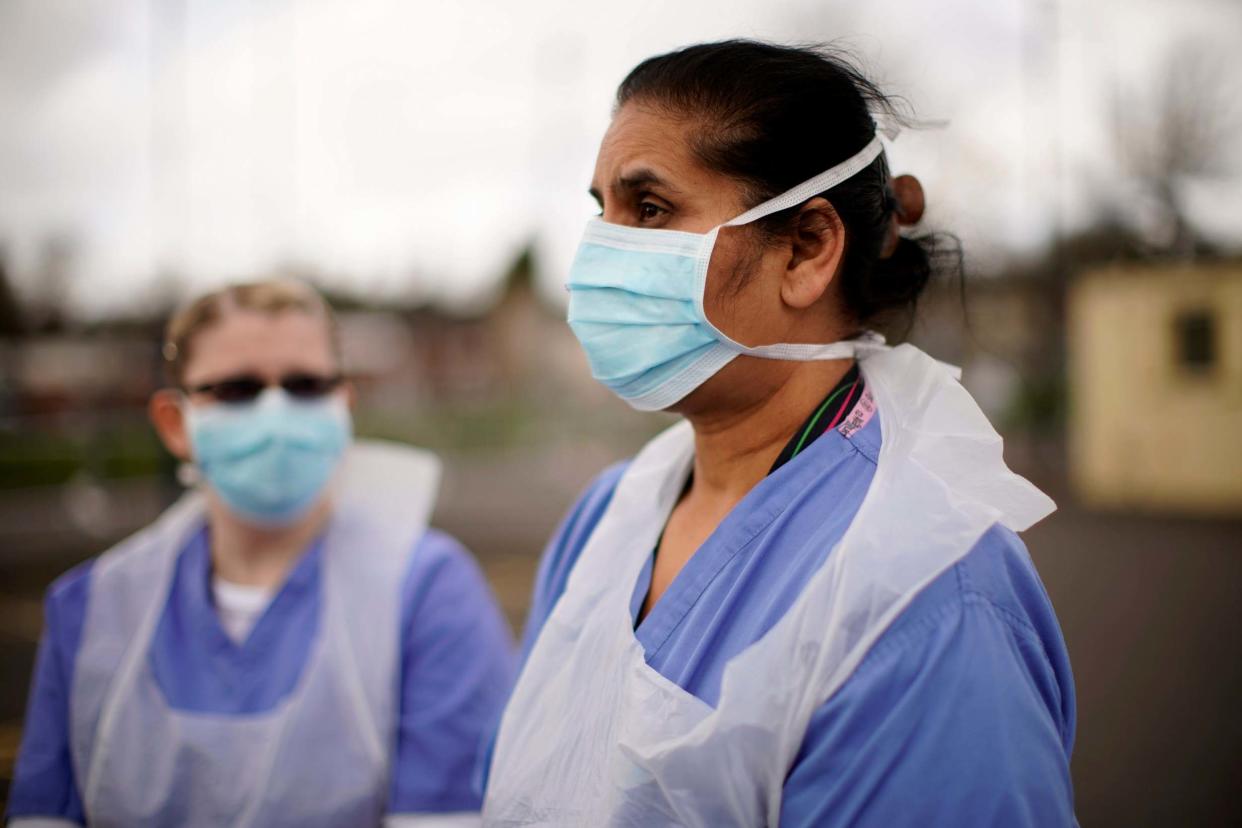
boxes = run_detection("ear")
[149,389,193,462]
[781,197,846,310]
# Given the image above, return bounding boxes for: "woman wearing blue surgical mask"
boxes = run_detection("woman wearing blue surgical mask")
[484,41,1077,826]
[8,280,515,828]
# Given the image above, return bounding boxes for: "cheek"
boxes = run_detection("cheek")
[702,232,783,343]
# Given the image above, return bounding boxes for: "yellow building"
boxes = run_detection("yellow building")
[1068,263,1242,515]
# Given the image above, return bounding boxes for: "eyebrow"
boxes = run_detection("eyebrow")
[589,167,683,206]
[619,168,679,192]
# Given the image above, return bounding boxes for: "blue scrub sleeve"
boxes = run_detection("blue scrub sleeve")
[780,580,1077,827]
[388,530,517,815]
[6,563,92,825]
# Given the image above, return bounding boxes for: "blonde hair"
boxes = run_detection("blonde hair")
[163,279,340,386]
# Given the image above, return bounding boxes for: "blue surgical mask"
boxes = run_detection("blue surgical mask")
[185,388,351,526]
[567,133,889,411]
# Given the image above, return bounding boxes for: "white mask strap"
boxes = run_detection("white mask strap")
[723,133,887,228]
[720,111,957,230]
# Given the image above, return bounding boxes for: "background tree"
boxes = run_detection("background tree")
[1111,40,1238,258]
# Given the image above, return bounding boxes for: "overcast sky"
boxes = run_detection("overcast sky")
[1,0,1239,318]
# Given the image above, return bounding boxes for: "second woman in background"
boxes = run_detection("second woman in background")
[8,280,514,828]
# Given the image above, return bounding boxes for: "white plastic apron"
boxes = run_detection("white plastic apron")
[483,344,1055,827]
[70,440,441,827]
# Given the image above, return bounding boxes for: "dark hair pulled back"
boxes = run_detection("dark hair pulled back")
[616,39,956,325]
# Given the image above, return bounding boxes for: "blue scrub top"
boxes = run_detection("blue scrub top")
[517,411,1077,826]
[8,527,516,824]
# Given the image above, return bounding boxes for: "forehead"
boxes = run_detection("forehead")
[593,103,731,195]
[182,309,337,384]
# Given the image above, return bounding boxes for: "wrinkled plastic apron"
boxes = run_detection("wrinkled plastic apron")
[70,441,441,827]
[484,344,1055,827]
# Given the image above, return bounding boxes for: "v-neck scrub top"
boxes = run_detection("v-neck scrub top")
[8,527,516,825]
[516,404,1078,826]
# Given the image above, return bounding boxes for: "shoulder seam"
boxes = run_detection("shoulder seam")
[954,550,1044,643]
[962,590,1042,642]
[852,567,1047,680]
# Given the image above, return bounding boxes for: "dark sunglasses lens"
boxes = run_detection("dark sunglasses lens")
[211,378,266,403]
[282,374,340,399]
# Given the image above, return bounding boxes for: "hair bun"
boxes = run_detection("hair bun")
[854,235,932,319]
[892,174,925,225]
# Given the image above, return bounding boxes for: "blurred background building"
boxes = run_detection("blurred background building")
[1070,263,1241,515]
[1,0,1240,825]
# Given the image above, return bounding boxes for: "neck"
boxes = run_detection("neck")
[206,496,332,588]
[683,359,854,502]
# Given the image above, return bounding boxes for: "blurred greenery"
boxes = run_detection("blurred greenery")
[356,401,549,453]
[1002,376,1068,436]
[0,423,167,489]
[357,399,670,455]
[0,399,671,490]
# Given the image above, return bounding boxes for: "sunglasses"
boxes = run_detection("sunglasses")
[184,372,344,404]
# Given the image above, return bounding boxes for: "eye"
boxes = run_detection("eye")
[638,200,667,223]
[200,377,266,404]
[282,373,344,399]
